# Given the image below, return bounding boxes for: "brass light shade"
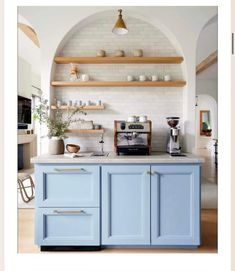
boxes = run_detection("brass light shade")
[112,9,128,35]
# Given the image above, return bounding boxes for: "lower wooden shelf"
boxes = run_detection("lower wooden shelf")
[51,80,186,87]
[51,105,105,110]
[65,129,104,134]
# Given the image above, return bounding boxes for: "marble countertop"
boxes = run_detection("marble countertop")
[31,152,205,164]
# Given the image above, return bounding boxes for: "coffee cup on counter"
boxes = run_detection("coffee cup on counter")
[128,116,137,122]
[139,115,148,122]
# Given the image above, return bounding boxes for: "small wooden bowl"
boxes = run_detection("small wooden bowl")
[66,144,80,153]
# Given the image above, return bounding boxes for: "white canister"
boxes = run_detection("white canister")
[56,100,62,107]
[164,74,171,81]
[85,100,91,106]
[81,74,89,81]
[139,115,148,122]
[139,75,147,81]
[151,75,158,81]
[128,116,137,122]
[127,75,134,81]
[133,49,143,57]
[96,100,102,106]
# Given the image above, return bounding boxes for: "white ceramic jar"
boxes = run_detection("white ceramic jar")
[127,75,134,81]
[81,74,89,81]
[139,75,147,81]
[139,115,148,122]
[151,75,158,81]
[164,74,171,81]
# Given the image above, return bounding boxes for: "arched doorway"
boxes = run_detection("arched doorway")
[195,15,218,209]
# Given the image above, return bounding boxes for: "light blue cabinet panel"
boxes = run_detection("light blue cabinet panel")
[151,165,200,246]
[102,165,150,245]
[36,208,100,246]
[35,164,100,207]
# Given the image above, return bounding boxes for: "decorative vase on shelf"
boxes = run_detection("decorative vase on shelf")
[48,137,65,155]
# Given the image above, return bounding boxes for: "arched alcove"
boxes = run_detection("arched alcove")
[50,10,187,152]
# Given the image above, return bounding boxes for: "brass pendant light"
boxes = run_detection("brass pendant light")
[112,9,128,35]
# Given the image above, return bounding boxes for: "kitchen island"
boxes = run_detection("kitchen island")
[31,152,204,251]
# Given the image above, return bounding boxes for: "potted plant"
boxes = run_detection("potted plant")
[33,98,85,154]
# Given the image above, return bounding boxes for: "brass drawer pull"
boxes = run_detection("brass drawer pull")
[53,210,86,215]
[54,168,86,173]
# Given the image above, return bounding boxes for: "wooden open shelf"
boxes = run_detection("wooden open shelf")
[54,56,184,64]
[51,80,186,88]
[65,129,104,134]
[51,105,105,110]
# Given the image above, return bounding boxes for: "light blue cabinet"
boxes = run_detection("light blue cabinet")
[102,165,150,245]
[35,164,100,247]
[35,163,201,248]
[36,208,100,246]
[151,165,200,246]
[35,164,100,207]
[101,164,200,246]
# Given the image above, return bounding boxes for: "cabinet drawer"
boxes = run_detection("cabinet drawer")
[35,208,100,246]
[35,164,100,207]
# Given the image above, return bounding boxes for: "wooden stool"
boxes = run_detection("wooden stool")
[17,172,35,203]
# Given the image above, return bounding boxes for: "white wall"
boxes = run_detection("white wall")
[18,6,218,153]
[196,78,218,101]
[195,16,218,150]
[196,16,218,101]
[196,15,218,65]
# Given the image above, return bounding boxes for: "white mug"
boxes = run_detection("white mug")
[139,75,147,81]
[128,116,137,122]
[85,100,91,106]
[164,74,171,81]
[81,74,89,81]
[127,75,134,81]
[151,75,158,81]
[139,115,147,122]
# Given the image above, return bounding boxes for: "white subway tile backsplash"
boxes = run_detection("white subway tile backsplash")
[52,15,184,152]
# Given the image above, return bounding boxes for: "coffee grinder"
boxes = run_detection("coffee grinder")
[166,117,181,155]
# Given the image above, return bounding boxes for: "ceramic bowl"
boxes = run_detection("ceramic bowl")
[66,144,80,153]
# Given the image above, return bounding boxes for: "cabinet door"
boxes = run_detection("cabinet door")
[36,208,100,246]
[35,164,100,207]
[151,165,200,246]
[102,165,150,245]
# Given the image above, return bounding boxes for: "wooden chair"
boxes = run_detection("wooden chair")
[17,172,35,203]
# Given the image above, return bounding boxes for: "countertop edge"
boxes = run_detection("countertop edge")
[31,153,205,164]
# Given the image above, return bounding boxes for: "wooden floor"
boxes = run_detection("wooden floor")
[18,209,217,253]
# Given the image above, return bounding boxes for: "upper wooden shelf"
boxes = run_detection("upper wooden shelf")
[51,80,186,87]
[54,56,184,64]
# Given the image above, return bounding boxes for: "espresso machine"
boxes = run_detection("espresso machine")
[114,120,152,155]
[166,117,182,155]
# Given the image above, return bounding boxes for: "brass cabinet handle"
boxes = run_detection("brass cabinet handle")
[146,171,157,175]
[53,210,86,215]
[54,168,86,173]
